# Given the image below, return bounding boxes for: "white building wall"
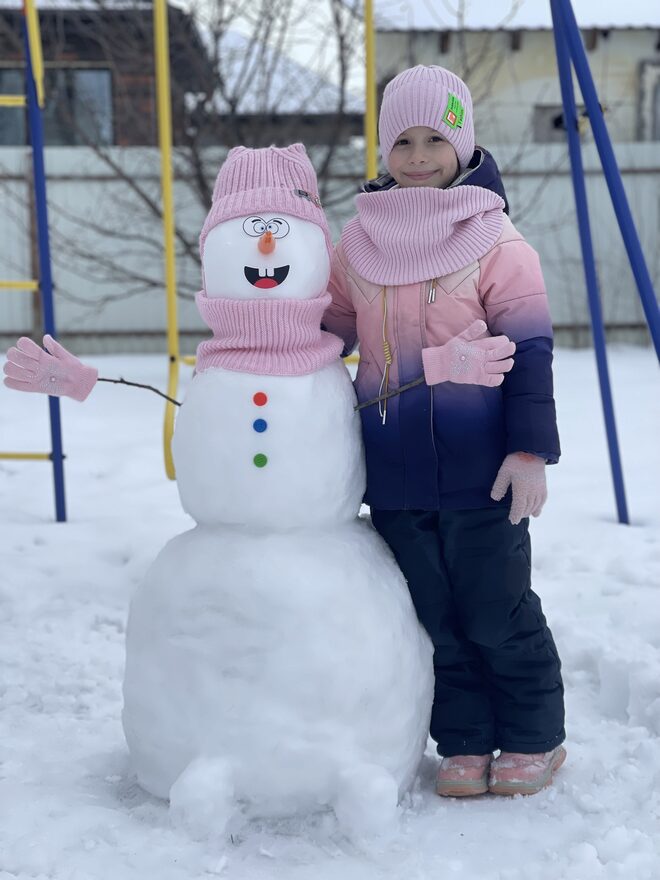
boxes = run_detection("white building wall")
[0,146,208,352]
[376,28,660,145]
[0,154,34,333]
[0,143,657,353]
[498,143,657,343]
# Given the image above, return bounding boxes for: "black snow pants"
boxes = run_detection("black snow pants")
[371,507,565,757]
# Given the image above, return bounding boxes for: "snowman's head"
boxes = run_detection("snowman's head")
[202,213,330,301]
[199,144,334,301]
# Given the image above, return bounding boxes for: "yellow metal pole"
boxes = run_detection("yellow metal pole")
[153,0,179,480]
[364,0,378,180]
[0,280,38,290]
[23,0,45,107]
[0,95,27,107]
[0,452,51,461]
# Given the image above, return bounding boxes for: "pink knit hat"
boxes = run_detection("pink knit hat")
[378,65,475,171]
[199,143,334,259]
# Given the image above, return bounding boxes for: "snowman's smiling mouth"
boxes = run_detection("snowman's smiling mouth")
[244,265,290,289]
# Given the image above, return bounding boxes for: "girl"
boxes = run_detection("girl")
[323,65,566,797]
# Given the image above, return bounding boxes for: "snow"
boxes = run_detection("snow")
[126,213,433,835]
[374,0,660,31]
[182,216,364,527]
[173,364,366,526]
[1,344,659,878]
[123,520,433,831]
[202,217,332,300]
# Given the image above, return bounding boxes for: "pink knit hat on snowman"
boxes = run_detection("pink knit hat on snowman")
[378,65,475,171]
[199,143,334,260]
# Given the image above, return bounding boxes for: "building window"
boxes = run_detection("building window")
[582,29,598,51]
[533,104,587,143]
[438,32,451,54]
[640,61,660,140]
[0,66,113,146]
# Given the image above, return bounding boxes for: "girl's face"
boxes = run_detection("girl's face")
[387,126,459,189]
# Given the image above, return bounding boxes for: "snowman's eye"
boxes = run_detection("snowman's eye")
[265,218,290,238]
[243,217,267,236]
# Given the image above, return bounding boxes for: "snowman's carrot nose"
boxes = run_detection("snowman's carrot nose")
[258,231,276,254]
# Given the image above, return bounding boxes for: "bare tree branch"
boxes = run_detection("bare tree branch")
[2,0,362,318]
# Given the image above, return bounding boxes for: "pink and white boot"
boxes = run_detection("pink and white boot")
[436,754,492,797]
[488,746,566,796]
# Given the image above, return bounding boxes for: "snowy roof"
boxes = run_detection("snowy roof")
[374,0,660,31]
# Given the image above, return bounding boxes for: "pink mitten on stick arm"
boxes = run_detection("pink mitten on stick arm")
[3,335,98,402]
[422,320,516,387]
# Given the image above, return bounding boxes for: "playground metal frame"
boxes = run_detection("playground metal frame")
[0,0,66,522]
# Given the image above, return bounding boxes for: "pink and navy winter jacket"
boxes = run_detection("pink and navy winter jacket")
[323,188,560,511]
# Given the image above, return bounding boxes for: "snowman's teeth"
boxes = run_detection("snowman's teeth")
[259,268,267,277]
[266,268,275,277]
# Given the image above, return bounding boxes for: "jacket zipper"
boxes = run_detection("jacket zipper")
[421,281,439,465]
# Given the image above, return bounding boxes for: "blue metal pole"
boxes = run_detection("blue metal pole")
[549,0,629,524]
[23,19,67,522]
[555,0,660,358]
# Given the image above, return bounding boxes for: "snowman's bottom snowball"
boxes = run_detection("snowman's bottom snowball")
[122,520,433,826]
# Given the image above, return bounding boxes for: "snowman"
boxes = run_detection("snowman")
[3,144,434,838]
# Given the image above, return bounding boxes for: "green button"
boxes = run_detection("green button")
[253,453,268,468]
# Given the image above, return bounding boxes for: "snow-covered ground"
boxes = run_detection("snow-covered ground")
[1,345,658,880]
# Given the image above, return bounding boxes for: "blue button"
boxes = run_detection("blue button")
[253,418,268,433]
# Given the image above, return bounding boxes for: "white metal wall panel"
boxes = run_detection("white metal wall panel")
[505,144,658,330]
[0,144,657,346]
[0,149,34,333]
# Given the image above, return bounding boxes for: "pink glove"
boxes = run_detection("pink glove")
[3,335,98,402]
[422,320,516,387]
[490,452,547,525]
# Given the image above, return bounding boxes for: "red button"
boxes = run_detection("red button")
[253,392,268,406]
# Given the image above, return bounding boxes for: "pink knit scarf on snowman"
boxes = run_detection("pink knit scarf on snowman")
[195,289,343,376]
[341,184,505,286]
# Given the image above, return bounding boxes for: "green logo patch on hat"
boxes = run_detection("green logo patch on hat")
[442,93,465,129]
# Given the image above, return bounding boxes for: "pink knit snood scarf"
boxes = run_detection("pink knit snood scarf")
[195,290,343,376]
[341,185,505,286]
